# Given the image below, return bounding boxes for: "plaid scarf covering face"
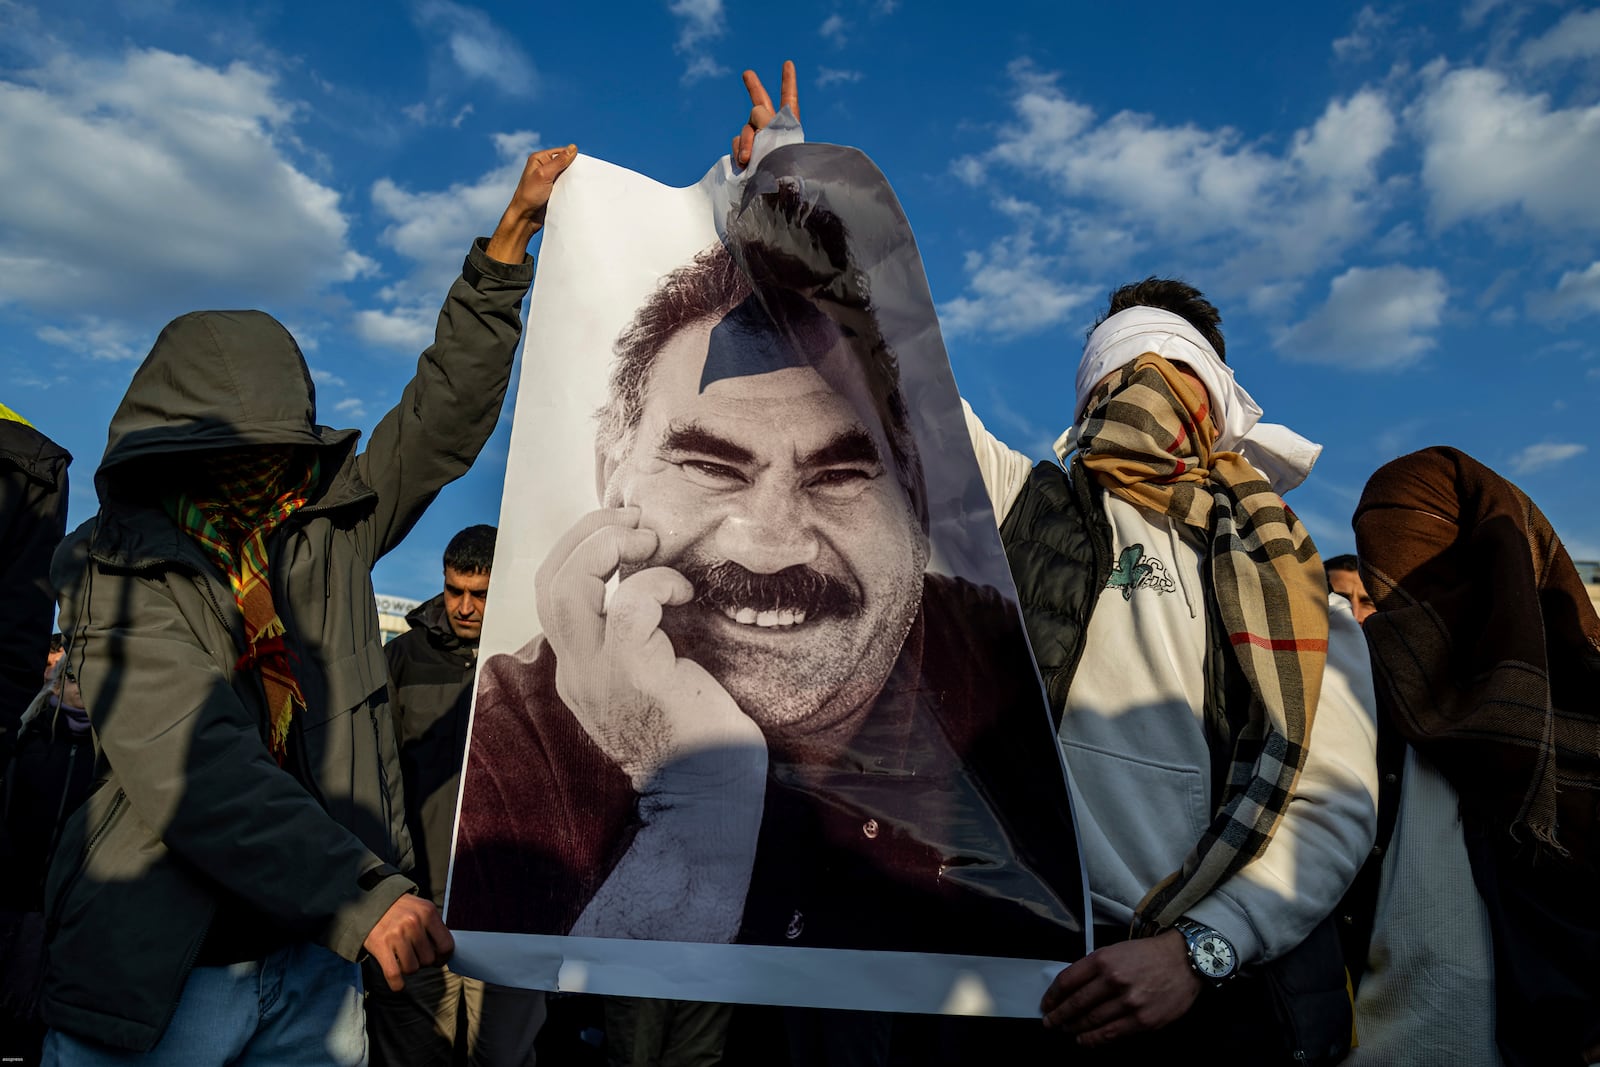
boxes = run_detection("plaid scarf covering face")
[1355,447,1600,863]
[168,447,318,765]
[1076,354,1329,933]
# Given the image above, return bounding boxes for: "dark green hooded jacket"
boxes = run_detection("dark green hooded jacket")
[43,240,531,1051]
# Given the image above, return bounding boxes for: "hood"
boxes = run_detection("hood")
[0,411,72,490]
[95,310,359,503]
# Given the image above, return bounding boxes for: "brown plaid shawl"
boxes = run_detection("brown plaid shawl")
[1354,446,1600,863]
[1077,355,1329,933]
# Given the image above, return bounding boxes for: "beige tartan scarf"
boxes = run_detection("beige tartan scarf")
[1077,354,1329,934]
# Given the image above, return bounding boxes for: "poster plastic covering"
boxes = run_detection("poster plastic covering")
[444,117,1089,1017]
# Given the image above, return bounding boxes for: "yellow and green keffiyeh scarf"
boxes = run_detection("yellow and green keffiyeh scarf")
[1077,354,1329,935]
[168,448,319,765]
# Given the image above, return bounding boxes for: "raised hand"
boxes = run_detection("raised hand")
[486,143,578,263]
[535,507,765,793]
[733,61,799,168]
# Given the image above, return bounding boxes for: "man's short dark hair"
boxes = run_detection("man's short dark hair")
[444,525,496,575]
[595,160,928,534]
[1091,277,1226,363]
[49,632,65,653]
[1323,553,1360,576]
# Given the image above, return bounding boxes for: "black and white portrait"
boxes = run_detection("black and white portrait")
[445,136,1086,1015]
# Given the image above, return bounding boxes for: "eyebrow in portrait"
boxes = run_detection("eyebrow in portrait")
[798,428,881,470]
[659,422,757,466]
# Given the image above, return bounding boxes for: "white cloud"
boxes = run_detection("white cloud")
[938,233,1098,340]
[1291,89,1396,185]
[1414,66,1600,231]
[1518,8,1600,66]
[1462,0,1510,29]
[1531,260,1600,319]
[680,54,727,84]
[1275,265,1447,369]
[1508,441,1587,475]
[1333,6,1394,61]
[951,156,985,186]
[668,0,727,83]
[333,396,368,418]
[411,0,537,96]
[353,306,439,352]
[820,13,847,45]
[950,65,1398,319]
[670,0,724,48]
[0,47,373,316]
[35,318,144,361]
[816,67,863,88]
[402,98,476,129]
[356,131,538,350]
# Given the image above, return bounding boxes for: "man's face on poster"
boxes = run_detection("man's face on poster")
[599,309,929,742]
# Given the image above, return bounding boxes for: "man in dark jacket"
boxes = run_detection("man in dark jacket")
[368,524,546,1066]
[41,142,576,1065]
[0,404,70,764]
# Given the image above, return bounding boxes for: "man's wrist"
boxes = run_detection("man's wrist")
[1171,918,1239,983]
[484,211,540,264]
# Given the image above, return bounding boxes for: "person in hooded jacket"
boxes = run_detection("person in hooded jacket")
[39,142,577,1066]
[0,403,70,766]
[366,523,547,1066]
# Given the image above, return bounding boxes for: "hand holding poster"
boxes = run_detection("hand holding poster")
[446,120,1088,1016]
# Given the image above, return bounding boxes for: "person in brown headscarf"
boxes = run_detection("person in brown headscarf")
[1355,445,1600,1067]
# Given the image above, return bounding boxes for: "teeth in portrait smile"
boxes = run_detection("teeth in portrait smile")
[720,606,808,627]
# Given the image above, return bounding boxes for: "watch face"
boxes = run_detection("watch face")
[1191,932,1236,978]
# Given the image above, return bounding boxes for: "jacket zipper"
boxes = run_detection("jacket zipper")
[47,788,126,933]
[40,741,82,897]
[371,711,396,862]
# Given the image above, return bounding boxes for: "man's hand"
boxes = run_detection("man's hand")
[363,894,454,993]
[1039,930,1201,1047]
[485,144,578,263]
[733,61,799,168]
[536,507,766,793]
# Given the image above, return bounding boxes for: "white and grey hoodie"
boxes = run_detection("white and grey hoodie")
[964,400,1378,966]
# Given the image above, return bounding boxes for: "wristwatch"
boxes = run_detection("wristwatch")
[1173,918,1238,984]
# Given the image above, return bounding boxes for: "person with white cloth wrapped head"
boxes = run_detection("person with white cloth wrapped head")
[961,278,1379,1064]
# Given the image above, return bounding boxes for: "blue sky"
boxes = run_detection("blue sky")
[4,0,1598,600]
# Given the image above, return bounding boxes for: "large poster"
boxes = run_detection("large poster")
[445,122,1088,1017]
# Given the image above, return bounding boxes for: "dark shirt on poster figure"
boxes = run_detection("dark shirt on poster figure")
[450,573,1084,962]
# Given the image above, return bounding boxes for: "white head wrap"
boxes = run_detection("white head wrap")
[1052,306,1322,493]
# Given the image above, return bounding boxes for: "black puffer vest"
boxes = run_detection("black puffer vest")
[998,458,1238,754]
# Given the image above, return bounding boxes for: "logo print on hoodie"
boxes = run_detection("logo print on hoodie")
[1106,544,1178,601]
